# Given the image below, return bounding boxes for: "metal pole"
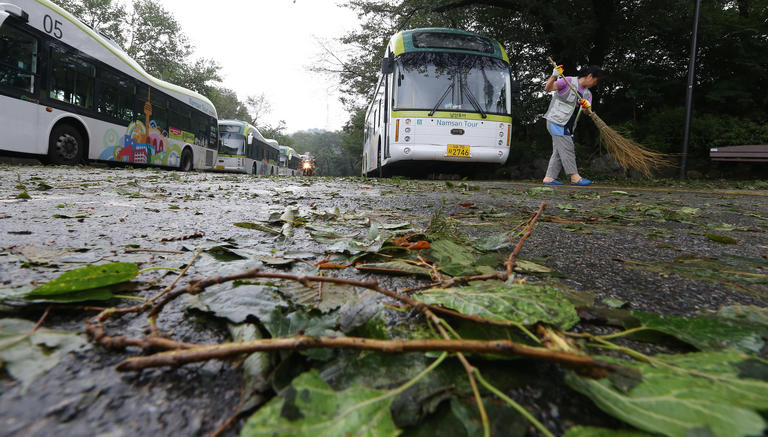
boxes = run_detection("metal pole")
[680,0,702,179]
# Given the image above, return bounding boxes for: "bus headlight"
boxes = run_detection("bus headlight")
[403,147,411,155]
[404,136,411,142]
[498,140,503,146]
[498,150,504,157]
[405,127,411,133]
[405,119,411,125]
[499,123,504,129]
[499,131,504,137]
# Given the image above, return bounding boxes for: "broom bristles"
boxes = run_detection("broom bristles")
[587,112,672,177]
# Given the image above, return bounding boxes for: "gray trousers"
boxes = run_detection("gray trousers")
[545,122,578,178]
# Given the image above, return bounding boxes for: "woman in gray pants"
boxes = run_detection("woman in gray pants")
[541,65,606,186]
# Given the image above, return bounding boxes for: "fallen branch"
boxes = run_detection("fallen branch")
[114,335,617,375]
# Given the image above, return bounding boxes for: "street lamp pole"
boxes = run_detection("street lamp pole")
[680,0,702,179]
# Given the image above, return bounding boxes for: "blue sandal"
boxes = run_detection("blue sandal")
[542,180,564,185]
[570,178,592,186]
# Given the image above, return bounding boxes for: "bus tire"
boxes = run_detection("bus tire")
[48,124,84,165]
[180,148,193,172]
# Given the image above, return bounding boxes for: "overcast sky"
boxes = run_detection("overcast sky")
[156,0,358,133]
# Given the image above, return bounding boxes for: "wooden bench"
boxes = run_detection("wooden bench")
[709,145,768,162]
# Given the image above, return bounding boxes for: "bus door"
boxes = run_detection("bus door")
[0,21,40,153]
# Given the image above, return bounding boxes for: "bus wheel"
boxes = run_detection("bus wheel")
[180,149,193,172]
[48,124,84,165]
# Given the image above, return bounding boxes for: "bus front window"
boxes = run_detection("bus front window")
[219,133,245,156]
[395,52,511,116]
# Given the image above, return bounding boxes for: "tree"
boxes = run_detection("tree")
[206,87,250,121]
[246,93,272,127]
[54,0,127,46]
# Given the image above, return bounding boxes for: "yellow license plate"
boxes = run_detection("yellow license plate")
[215,165,225,170]
[446,144,470,157]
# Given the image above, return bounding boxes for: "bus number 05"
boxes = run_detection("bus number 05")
[43,15,63,39]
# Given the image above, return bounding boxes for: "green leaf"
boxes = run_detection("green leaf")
[428,240,479,276]
[563,426,652,437]
[234,221,282,234]
[706,233,739,244]
[417,280,579,329]
[25,262,138,298]
[565,352,768,437]
[241,370,400,437]
[630,310,764,352]
[513,259,552,274]
[356,260,433,277]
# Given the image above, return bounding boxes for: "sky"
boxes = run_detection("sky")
[156,0,359,133]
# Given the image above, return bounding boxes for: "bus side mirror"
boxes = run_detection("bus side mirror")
[247,134,254,145]
[381,57,394,75]
[510,80,521,100]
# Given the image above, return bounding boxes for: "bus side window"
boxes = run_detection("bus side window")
[49,46,95,108]
[97,70,134,122]
[0,25,38,94]
[169,99,191,138]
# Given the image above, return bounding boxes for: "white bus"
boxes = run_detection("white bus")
[278,145,299,176]
[216,120,278,175]
[0,1,218,170]
[362,28,519,177]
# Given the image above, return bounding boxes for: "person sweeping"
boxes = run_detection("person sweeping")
[542,64,607,186]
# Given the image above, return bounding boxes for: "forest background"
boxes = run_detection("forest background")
[56,0,768,177]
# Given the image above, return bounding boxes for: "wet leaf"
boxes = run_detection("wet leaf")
[205,246,248,262]
[193,283,288,324]
[25,262,138,298]
[630,310,764,352]
[0,319,89,391]
[234,222,282,235]
[428,240,479,276]
[473,233,514,251]
[356,260,433,277]
[241,370,399,437]
[228,323,272,409]
[513,259,552,274]
[418,280,579,329]
[563,426,652,436]
[565,352,768,437]
[711,305,768,336]
[706,233,739,245]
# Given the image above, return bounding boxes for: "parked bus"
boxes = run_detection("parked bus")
[278,145,300,176]
[0,1,218,170]
[216,120,278,175]
[362,28,519,177]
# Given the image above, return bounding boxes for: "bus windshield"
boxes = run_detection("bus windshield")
[394,52,511,115]
[220,132,245,156]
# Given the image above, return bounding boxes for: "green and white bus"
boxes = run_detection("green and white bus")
[216,120,278,175]
[0,1,218,170]
[362,28,519,177]
[278,145,299,176]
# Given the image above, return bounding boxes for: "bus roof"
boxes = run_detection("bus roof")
[35,0,217,118]
[389,28,509,63]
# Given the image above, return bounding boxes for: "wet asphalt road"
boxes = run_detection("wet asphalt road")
[0,163,766,436]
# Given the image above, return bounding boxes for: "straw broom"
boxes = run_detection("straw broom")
[547,57,671,177]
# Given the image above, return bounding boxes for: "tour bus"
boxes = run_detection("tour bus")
[278,145,300,176]
[362,28,520,177]
[0,1,218,170]
[216,120,278,175]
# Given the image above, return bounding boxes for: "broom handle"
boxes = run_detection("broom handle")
[546,56,592,115]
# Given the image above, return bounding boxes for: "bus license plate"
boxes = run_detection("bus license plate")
[447,144,470,157]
